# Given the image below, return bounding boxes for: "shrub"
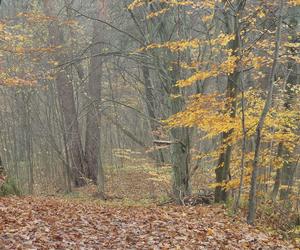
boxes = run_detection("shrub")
[0,177,21,196]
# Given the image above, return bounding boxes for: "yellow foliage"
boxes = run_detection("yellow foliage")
[128,0,194,11]
[177,70,218,87]
[140,33,235,54]
[284,42,300,48]
[289,0,300,5]
[176,55,238,87]
[167,87,300,190]
[147,8,169,19]
[140,39,202,52]
[130,0,300,194]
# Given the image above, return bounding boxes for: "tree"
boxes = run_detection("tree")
[44,0,86,187]
[128,0,193,202]
[247,0,284,224]
[84,0,106,193]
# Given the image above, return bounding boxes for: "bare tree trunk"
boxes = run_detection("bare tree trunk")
[153,3,191,202]
[247,0,283,224]
[85,21,103,184]
[234,0,247,211]
[44,0,86,187]
[280,161,296,200]
[84,0,107,192]
[23,92,34,194]
[142,66,165,166]
[61,110,72,193]
[170,97,191,202]
[107,66,124,168]
[169,62,191,202]
[272,143,283,200]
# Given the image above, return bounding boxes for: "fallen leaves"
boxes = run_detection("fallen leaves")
[0,196,297,249]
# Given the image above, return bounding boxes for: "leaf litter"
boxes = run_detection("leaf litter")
[0,196,297,249]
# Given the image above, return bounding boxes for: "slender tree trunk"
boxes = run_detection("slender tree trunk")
[234,0,247,211]
[142,66,165,166]
[272,143,283,200]
[24,92,34,194]
[61,111,72,193]
[107,66,124,168]
[280,161,296,200]
[247,1,283,224]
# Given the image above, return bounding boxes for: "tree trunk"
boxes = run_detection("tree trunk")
[215,0,244,202]
[85,20,103,184]
[142,65,165,166]
[279,6,300,200]
[272,143,283,200]
[84,0,107,192]
[247,1,283,224]
[44,0,86,187]
[170,97,190,202]
[169,64,191,202]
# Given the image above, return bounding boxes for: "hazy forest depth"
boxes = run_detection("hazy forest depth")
[0,0,300,249]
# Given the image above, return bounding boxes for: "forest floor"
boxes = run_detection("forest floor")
[0,195,298,250]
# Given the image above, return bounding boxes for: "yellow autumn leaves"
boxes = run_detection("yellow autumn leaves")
[289,0,300,5]
[140,34,235,53]
[166,89,299,142]
[166,89,300,190]
[128,0,194,11]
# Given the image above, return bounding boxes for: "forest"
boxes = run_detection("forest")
[0,0,300,249]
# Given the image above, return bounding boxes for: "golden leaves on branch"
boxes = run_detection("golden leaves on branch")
[166,88,300,191]
[289,0,300,5]
[2,77,37,86]
[139,34,235,54]
[128,0,194,11]
[177,55,238,87]
[17,12,56,23]
[0,9,72,87]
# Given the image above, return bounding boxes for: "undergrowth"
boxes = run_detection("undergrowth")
[0,177,21,196]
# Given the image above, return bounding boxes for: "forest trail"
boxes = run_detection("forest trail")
[0,196,297,250]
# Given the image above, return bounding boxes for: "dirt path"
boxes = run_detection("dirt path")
[0,197,297,249]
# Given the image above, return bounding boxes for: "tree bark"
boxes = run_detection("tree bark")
[84,0,107,192]
[44,0,86,187]
[169,62,191,202]
[142,65,165,166]
[215,0,245,203]
[272,143,283,200]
